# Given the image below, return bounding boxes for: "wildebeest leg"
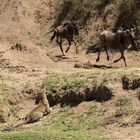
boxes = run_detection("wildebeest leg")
[96,46,101,62]
[104,45,109,61]
[58,39,65,56]
[56,37,64,56]
[113,56,122,63]
[121,50,127,66]
[113,50,127,66]
[65,39,71,53]
[73,40,78,54]
[50,31,56,41]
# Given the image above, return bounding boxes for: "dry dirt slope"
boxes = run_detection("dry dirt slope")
[0,0,139,70]
[0,0,61,46]
[0,0,83,70]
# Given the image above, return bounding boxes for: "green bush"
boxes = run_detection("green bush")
[115,0,140,29]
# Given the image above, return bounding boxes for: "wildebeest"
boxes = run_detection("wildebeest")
[50,22,79,56]
[96,27,138,66]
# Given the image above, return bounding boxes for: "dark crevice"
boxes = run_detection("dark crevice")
[47,84,114,107]
[122,76,140,90]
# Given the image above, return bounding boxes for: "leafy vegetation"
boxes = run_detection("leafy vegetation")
[115,0,140,29]
[54,0,140,29]
[0,84,11,95]
[0,105,110,140]
[43,72,89,93]
[114,96,135,126]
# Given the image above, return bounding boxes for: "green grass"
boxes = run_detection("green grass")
[0,84,10,95]
[0,130,110,140]
[43,71,113,93]
[0,84,16,95]
[0,106,110,140]
[1,70,139,140]
[43,72,90,93]
[43,70,140,94]
[114,96,136,125]
[9,106,18,118]
[0,104,111,140]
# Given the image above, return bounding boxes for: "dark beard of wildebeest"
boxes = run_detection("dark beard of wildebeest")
[50,22,79,56]
[96,27,138,67]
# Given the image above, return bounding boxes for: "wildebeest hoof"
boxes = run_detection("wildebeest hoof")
[96,58,99,62]
[76,51,78,54]
[113,60,117,63]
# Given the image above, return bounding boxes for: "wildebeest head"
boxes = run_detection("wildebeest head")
[71,22,79,35]
[129,27,138,48]
[123,27,138,48]
[65,21,79,36]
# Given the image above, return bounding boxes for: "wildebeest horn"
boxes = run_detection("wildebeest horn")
[131,25,136,30]
[123,29,130,33]
[119,26,123,31]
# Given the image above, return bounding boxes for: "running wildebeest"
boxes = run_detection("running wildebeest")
[96,27,138,66]
[50,22,79,56]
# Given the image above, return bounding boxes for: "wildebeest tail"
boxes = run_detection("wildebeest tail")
[50,31,56,41]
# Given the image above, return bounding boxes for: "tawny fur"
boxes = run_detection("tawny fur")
[2,86,51,131]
